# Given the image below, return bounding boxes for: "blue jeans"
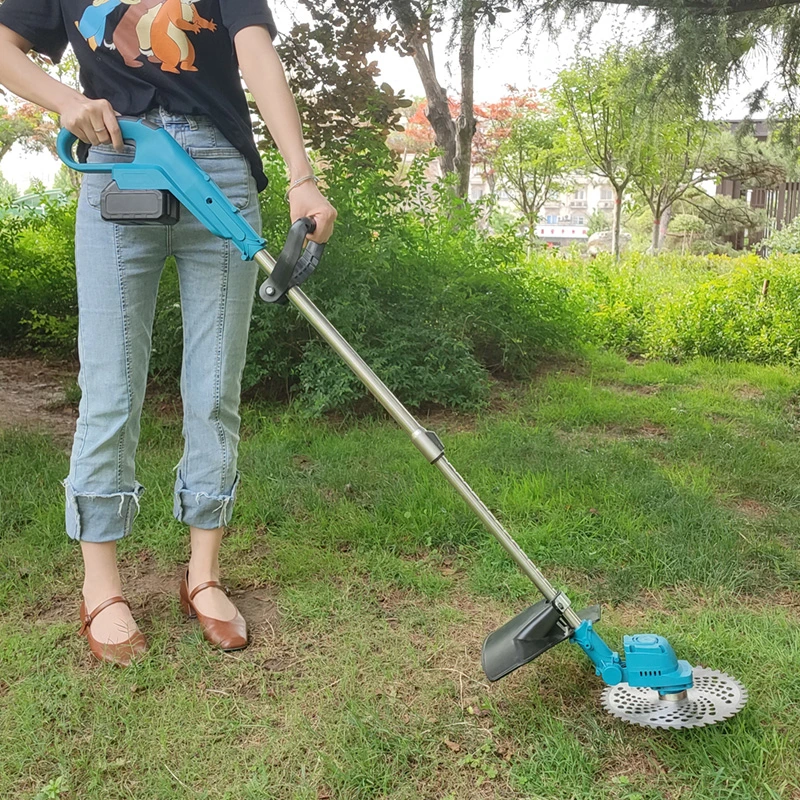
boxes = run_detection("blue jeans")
[64,108,261,542]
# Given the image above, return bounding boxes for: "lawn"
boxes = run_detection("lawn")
[1,351,799,800]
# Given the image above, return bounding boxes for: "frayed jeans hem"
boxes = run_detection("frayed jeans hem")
[173,472,240,530]
[64,478,145,543]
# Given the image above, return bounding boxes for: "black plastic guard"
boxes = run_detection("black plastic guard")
[481,599,601,682]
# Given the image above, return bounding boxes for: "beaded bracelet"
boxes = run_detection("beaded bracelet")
[285,174,319,202]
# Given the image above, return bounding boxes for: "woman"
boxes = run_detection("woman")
[0,0,336,665]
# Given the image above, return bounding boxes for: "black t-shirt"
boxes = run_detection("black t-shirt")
[0,0,277,191]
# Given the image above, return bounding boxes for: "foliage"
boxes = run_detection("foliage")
[633,102,718,253]
[471,89,544,187]
[667,212,708,254]
[0,170,17,203]
[387,97,438,155]
[554,45,660,259]
[546,250,800,363]
[261,0,411,154]
[221,140,578,413]
[671,191,768,253]
[763,214,800,254]
[0,102,59,164]
[0,193,77,349]
[489,102,568,246]
[586,208,611,236]
[0,139,577,413]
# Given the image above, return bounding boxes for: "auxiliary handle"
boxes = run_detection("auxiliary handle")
[57,117,266,260]
[259,217,326,304]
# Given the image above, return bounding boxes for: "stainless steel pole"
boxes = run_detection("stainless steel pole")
[253,250,583,630]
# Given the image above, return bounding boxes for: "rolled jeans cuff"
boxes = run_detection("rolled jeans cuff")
[173,471,240,529]
[64,478,145,543]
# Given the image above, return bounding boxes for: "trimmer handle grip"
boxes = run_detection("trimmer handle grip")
[260,217,327,304]
[57,117,266,260]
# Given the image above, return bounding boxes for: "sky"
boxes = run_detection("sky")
[1,2,777,192]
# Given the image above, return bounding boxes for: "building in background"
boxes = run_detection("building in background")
[535,176,615,246]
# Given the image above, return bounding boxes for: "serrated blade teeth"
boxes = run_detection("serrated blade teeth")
[600,667,747,729]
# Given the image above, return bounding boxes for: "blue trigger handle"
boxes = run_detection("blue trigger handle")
[56,117,267,260]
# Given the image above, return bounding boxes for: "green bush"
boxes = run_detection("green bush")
[8,144,800,408]
[0,194,78,351]
[764,215,800,254]
[228,143,579,412]
[0,136,577,412]
[547,251,800,364]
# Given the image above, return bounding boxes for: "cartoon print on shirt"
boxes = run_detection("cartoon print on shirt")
[113,0,163,68]
[149,0,217,73]
[75,0,217,73]
[75,0,141,52]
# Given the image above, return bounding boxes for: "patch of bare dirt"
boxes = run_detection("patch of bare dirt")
[558,422,669,443]
[0,356,77,441]
[730,498,773,519]
[233,586,280,644]
[34,548,281,639]
[610,383,664,396]
[735,385,766,402]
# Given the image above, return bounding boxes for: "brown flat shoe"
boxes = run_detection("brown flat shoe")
[79,596,147,667]
[179,572,248,652]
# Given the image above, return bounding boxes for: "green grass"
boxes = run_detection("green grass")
[1,350,799,799]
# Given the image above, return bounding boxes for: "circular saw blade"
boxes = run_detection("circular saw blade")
[601,667,748,730]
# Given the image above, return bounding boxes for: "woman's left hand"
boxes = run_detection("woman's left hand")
[288,181,337,244]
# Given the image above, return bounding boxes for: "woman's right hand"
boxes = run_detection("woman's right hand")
[58,96,123,151]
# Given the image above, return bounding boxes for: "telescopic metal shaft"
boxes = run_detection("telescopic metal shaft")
[253,250,583,630]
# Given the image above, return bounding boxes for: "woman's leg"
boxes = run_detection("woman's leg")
[171,145,260,620]
[69,154,168,644]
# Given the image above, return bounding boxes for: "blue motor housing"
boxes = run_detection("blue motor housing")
[571,621,694,694]
[623,634,693,693]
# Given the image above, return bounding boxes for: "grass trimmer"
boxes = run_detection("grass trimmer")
[59,119,748,729]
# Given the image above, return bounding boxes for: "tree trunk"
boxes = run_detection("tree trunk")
[612,187,624,260]
[456,0,478,198]
[390,1,457,176]
[528,213,538,254]
[660,205,672,247]
[391,0,479,198]
[651,216,662,253]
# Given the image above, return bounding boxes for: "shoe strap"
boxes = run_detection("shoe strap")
[80,595,129,635]
[189,580,230,602]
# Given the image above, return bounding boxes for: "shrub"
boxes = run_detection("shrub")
[763,215,800,255]
[2,136,575,412]
[224,144,579,412]
[546,250,800,365]
[0,193,78,352]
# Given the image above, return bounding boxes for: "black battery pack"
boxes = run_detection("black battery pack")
[100,181,180,226]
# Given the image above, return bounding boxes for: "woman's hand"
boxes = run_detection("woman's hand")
[288,180,337,244]
[58,96,123,150]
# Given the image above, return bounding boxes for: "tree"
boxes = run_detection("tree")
[670,189,768,252]
[256,0,411,155]
[668,213,707,254]
[633,96,719,253]
[472,88,544,193]
[491,106,568,247]
[0,103,59,164]
[554,46,658,259]
[525,0,800,112]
